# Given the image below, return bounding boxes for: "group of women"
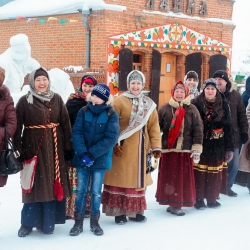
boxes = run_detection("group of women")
[0,66,237,238]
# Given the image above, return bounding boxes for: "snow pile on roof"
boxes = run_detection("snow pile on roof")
[63,66,84,73]
[0,0,126,20]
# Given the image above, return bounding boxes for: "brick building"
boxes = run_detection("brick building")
[0,0,235,106]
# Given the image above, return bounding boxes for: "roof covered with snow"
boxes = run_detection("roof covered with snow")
[0,0,126,19]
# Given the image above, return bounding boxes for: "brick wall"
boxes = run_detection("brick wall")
[0,0,234,84]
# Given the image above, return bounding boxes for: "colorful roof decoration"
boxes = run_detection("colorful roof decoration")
[108,22,231,53]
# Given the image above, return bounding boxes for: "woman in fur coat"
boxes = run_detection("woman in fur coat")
[0,66,17,187]
[14,67,73,237]
[102,70,162,224]
[156,81,203,216]
[192,78,234,209]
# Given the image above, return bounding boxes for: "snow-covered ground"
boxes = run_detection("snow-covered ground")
[0,171,249,250]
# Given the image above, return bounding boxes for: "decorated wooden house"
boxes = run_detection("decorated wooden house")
[0,0,235,107]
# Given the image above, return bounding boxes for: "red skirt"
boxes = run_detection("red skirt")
[155,152,196,207]
[102,185,146,218]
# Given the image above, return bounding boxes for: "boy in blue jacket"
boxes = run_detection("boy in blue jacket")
[69,84,119,236]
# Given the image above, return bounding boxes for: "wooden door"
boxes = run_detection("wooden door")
[159,54,176,108]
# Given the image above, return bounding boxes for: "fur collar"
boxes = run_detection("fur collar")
[0,85,10,99]
[169,95,191,108]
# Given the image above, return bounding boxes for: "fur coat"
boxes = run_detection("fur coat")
[103,95,161,190]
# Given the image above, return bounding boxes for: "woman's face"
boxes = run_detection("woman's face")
[186,78,198,90]
[204,86,217,99]
[173,89,186,102]
[34,76,49,92]
[129,80,143,95]
[82,83,94,95]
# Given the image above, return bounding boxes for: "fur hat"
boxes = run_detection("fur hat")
[34,68,49,80]
[203,78,219,90]
[91,83,110,102]
[212,70,230,85]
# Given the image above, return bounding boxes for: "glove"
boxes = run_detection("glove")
[241,132,249,144]
[224,151,233,163]
[152,150,161,159]
[113,144,122,157]
[190,151,201,164]
[64,151,74,161]
[81,154,94,167]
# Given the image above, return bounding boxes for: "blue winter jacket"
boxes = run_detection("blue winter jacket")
[72,102,119,170]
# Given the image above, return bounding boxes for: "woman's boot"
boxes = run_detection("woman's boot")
[69,212,84,236]
[90,214,104,236]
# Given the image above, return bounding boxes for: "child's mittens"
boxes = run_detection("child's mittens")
[81,154,94,167]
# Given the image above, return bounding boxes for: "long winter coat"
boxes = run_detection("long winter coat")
[223,83,248,149]
[13,94,73,203]
[72,103,120,170]
[239,101,250,172]
[192,94,234,164]
[103,95,161,190]
[0,85,16,187]
[0,86,17,157]
[159,96,203,153]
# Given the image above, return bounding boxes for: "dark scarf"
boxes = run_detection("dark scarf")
[202,101,217,139]
[66,89,88,126]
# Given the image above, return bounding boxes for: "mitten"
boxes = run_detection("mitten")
[152,150,161,159]
[81,154,94,167]
[113,144,122,157]
[224,151,234,163]
[241,132,249,144]
[64,150,74,161]
[190,151,201,164]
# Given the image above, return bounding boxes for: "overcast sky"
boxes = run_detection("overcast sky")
[232,0,250,52]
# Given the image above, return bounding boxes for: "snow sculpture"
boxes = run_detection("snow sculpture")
[0,34,40,93]
[48,68,75,103]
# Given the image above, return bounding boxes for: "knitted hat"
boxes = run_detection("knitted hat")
[203,78,219,90]
[212,70,230,85]
[184,71,199,83]
[34,68,49,80]
[91,83,110,102]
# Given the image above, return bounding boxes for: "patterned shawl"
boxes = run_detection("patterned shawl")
[118,91,156,145]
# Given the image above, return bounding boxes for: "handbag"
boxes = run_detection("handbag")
[0,127,23,175]
[246,143,250,161]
